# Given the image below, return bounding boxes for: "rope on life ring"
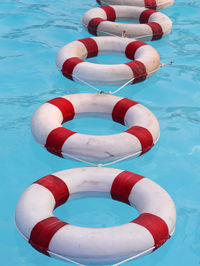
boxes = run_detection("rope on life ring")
[56,36,161,86]
[82,6,172,41]
[31,93,160,164]
[15,167,176,265]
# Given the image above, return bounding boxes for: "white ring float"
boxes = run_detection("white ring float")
[15,167,176,265]
[82,6,172,40]
[31,93,160,163]
[56,36,160,86]
[96,0,174,10]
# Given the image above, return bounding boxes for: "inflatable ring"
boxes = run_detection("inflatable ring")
[96,0,174,10]
[56,36,160,86]
[31,93,160,163]
[82,6,172,40]
[15,167,176,265]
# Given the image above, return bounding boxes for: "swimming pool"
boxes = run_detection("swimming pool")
[1,0,200,265]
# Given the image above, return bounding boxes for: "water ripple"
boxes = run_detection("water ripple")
[161,106,200,124]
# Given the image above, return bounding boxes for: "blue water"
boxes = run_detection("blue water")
[1,0,200,265]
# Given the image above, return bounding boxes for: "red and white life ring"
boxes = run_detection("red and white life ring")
[96,0,174,10]
[31,93,160,163]
[15,167,176,265]
[82,6,172,40]
[56,36,160,85]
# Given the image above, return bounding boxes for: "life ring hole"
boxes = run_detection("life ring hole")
[63,116,126,135]
[86,53,130,64]
[54,197,138,228]
[114,17,140,24]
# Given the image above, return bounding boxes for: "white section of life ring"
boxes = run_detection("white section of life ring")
[55,36,160,86]
[82,6,172,40]
[96,0,174,10]
[15,167,176,265]
[31,93,160,163]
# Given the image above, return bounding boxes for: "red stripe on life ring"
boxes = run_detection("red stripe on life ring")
[112,98,138,125]
[125,41,148,60]
[88,18,105,36]
[100,6,116,21]
[148,22,163,40]
[132,213,170,249]
[139,9,158,23]
[47,97,75,123]
[34,175,69,209]
[78,38,98,58]
[62,57,84,81]
[45,127,76,158]
[111,171,144,205]
[126,126,153,154]
[125,60,147,84]
[144,0,157,10]
[29,217,67,256]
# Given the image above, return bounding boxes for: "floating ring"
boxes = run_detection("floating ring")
[31,93,160,163]
[56,36,160,86]
[15,167,176,265]
[96,0,174,10]
[82,6,172,40]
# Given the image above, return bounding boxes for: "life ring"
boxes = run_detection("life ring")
[56,36,160,85]
[15,167,176,265]
[31,93,160,163]
[82,6,172,40]
[96,0,174,10]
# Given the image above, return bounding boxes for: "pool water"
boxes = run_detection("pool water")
[1,0,200,265]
